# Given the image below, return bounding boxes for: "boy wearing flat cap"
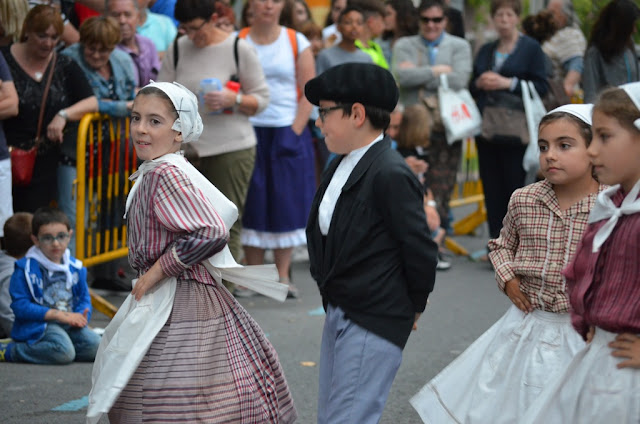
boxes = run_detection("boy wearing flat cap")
[305,63,438,423]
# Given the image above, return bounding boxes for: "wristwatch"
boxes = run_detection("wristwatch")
[57,109,68,120]
[235,93,243,105]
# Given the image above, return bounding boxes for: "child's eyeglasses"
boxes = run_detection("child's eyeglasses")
[419,16,445,24]
[318,105,347,122]
[38,233,70,245]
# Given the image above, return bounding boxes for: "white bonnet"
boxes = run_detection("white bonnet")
[546,103,594,126]
[142,81,204,143]
[619,82,640,130]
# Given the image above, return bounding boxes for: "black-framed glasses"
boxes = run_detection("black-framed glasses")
[178,19,209,35]
[420,16,445,24]
[38,232,70,245]
[318,105,348,122]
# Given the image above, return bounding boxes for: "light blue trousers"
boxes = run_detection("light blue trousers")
[318,303,403,424]
[9,322,100,364]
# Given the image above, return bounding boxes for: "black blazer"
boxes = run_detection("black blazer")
[306,137,438,348]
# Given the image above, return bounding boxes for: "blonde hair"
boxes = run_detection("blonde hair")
[0,0,29,43]
[79,16,121,50]
[593,87,640,135]
[396,104,431,149]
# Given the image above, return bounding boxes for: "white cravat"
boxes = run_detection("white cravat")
[25,245,74,290]
[588,179,640,252]
[318,134,383,235]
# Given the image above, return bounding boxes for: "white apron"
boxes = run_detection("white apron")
[86,153,287,423]
[410,305,585,424]
[521,328,640,424]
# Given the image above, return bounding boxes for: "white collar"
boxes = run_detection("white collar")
[588,178,640,252]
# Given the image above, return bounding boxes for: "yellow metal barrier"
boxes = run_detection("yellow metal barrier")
[445,138,487,256]
[76,114,136,318]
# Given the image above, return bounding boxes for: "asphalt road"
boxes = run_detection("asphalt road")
[0,234,510,424]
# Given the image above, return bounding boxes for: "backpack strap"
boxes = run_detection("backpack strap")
[173,35,181,70]
[238,27,250,39]
[230,36,240,82]
[286,28,301,100]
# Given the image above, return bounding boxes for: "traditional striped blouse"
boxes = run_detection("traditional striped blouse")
[565,187,640,339]
[489,179,601,313]
[127,162,229,282]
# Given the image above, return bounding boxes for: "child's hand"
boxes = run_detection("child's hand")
[131,261,166,301]
[65,308,89,328]
[609,333,640,369]
[412,312,422,331]
[505,277,533,314]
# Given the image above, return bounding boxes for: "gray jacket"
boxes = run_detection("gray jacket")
[391,33,472,106]
[583,45,640,103]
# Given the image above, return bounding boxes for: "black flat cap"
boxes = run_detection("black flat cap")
[305,63,399,112]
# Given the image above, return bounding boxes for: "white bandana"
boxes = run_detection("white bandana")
[25,245,75,290]
[547,103,593,125]
[619,81,640,130]
[143,81,203,143]
[588,178,640,252]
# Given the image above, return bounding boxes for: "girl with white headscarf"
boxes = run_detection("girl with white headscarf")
[411,104,603,424]
[87,82,297,423]
[519,85,640,424]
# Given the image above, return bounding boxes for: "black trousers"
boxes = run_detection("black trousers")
[476,136,527,240]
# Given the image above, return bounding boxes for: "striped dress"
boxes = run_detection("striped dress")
[108,162,297,423]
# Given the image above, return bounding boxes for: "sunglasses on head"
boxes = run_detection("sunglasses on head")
[420,16,444,23]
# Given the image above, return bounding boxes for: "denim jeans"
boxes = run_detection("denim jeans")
[10,322,100,364]
[57,164,77,256]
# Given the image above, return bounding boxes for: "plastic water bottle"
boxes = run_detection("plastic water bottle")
[199,78,223,115]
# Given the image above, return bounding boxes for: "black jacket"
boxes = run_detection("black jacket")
[306,137,438,348]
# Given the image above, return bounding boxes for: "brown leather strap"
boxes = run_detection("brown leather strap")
[35,51,57,146]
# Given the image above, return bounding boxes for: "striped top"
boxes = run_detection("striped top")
[127,162,229,282]
[565,187,640,339]
[489,179,600,313]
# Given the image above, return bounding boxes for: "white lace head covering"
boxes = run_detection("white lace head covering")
[619,81,640,130]
[547,103,593,126]
[141,81,203,143]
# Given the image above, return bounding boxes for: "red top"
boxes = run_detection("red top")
[564,188,640,339]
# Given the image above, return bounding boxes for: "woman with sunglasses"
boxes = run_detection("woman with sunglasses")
[1,5,97,214]
[158,0,269,287]
[469,0,547,242]
[391,0,471,251]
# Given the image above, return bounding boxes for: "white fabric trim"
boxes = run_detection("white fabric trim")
[241,228,307,249]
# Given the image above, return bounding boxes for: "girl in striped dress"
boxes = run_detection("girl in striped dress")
[87,82,296,423]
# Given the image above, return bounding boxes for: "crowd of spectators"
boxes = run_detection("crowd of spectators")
[0,0,637,289]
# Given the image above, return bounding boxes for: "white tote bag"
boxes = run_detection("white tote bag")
[522,80,547,183]
[438,74,482,144]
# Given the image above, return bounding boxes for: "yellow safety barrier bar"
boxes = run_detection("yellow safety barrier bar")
[445,138,487,256]
[76,114,136,317]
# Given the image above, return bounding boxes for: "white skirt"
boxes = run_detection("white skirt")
[410,305,585,424]
[522,327,640,424]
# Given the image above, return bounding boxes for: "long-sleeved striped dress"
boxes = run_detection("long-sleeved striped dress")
[108,161,297,423]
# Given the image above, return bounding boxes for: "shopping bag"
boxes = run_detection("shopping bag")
[438,74,482,144]
[522,80,547,180]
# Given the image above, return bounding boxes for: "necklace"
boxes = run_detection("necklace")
[34,71,43,81]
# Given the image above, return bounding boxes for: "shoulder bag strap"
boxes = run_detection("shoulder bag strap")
[36,51,57,146]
